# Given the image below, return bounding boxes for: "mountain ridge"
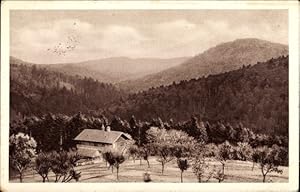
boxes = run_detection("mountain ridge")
[10,56,189,84]
[119,38,288,92]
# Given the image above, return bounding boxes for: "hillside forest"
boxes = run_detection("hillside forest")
[9,55,289,183]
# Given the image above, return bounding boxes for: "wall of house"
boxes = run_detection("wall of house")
[76,141,112,151]
[115,136,130,152]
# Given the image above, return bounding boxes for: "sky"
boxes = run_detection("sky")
[10,10,288,64]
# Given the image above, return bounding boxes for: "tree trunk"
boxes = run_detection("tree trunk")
[111,166,114,173]
[180,170,183,183]
[198,176,202,183]
[261,167,266,182]
[146,159,150,168]
[140,157,142,166]
[19,172,23,183]
[42,176,46,182]
[252,162,255,171]
[222,163,225,175]
[263,174,266,183]
[116,167,119,181]
[161,162,165,175]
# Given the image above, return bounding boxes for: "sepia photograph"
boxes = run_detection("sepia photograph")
[1,1,299,192]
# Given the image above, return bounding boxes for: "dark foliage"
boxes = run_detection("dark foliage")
[107,56,288,137]
[10,62,126,120]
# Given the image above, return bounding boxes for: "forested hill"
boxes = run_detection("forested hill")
[10,59,126,121]
[107,56,289,136]
[119,38,288,92]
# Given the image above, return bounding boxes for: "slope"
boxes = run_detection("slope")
[107,55,289,136]
[44,57,189,83]
[119,38,288,92]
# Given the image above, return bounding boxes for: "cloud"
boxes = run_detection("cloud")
[11,19,150,63]
[10,13,288,64]
[98,25,148,56]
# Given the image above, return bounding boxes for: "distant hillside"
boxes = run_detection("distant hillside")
[10,58,126,120]
[10,56,33,66]
[42,57,189,83]
[107,56,289,136]
[119,38,288,92]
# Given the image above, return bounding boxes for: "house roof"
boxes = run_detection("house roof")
[74,129,132,144]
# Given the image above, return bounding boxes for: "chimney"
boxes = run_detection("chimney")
[106,126,111,132]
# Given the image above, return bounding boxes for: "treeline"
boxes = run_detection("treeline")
[107,56,288,136]
[10,63,126,120]
[10,113,288,154]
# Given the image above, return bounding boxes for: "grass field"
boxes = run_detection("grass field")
[10,157,288,183]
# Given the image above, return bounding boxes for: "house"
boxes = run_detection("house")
[74,127,133,160]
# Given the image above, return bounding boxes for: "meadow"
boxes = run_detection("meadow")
[10,157,288,183]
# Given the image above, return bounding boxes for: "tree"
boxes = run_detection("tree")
[177,158,189,182]
[129,115,137,130]
[252,146,283,182]
[213,167,225,183]
[154,143,174,175]
[185,117,208,143]
[169,130,197,182]
[9,132,37,182]
[49,150,81,182]
[147,127,197,176]
[114,152,125,181]
[128,145,139,163]
[234,142,253,162]
[215,141,233,178]
[35,152,51,182]
[168,129,197,159]
[102,150,116,172]
[102,150,125,180]
[192,156,214,183]
[192,146,215,183]
[139,145,152,168]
